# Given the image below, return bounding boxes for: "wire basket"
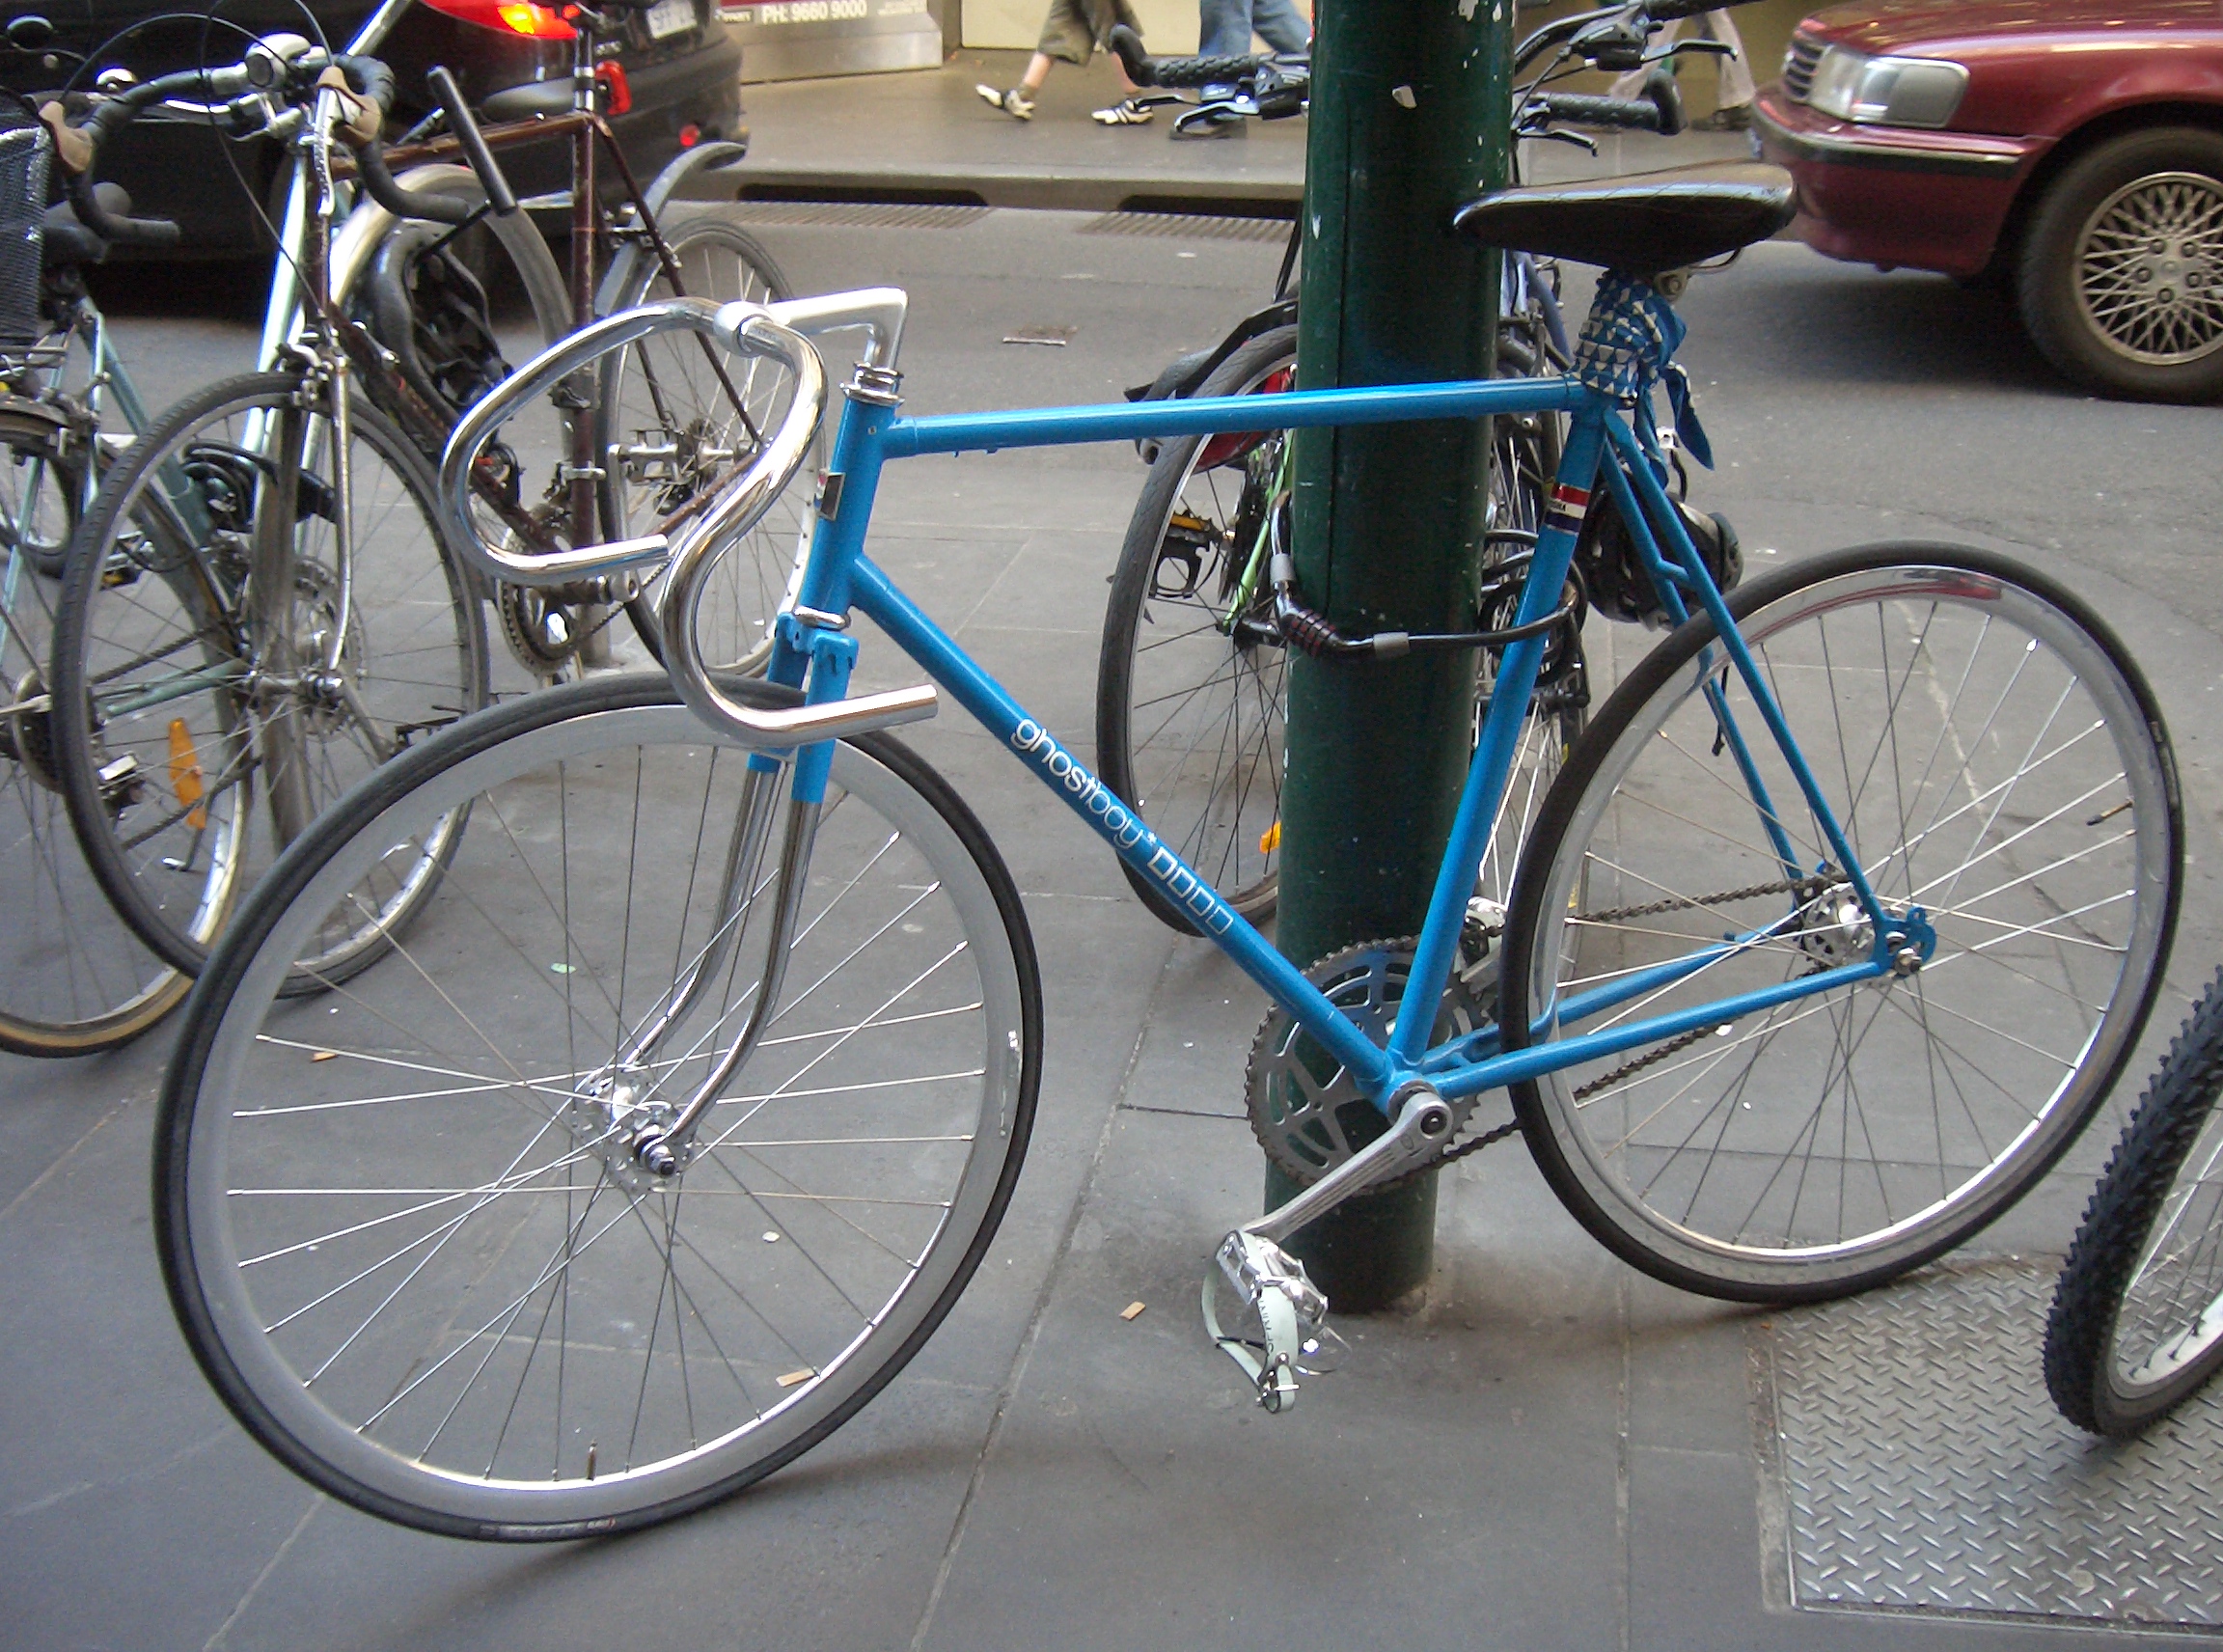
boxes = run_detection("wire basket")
[0,122,51,348]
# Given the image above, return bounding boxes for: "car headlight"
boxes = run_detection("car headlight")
[1806,46,1968,129]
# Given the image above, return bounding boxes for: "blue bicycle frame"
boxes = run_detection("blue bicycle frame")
[764,363,1907,1121]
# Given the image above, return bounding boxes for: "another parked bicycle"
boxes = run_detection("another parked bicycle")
[40,22,807,985]
[1095,7,1716,933]
[2047,970,2223,1436]
[1,98,188,1054]
[152,143,2182,1538]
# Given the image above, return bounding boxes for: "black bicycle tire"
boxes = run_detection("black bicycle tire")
[0,424,189,1055]
[50,371,488,977]
[594,214,801,672]
[1500,540,2183,1304]
[1098,320,1572,934]
[2046,969,2223,1434]
[155,672,1043,1540]
[1098,326,1299,933]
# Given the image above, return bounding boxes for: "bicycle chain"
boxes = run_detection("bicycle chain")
[1451,875,1828,1142]
[1247,878,1831,1178]
[1574,874,1825,927]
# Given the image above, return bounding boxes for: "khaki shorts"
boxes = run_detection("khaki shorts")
[1035,0,1140,67]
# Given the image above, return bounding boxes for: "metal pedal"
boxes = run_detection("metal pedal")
[1202,1229,1346,1414]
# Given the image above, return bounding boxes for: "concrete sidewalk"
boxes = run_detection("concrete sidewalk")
[737,47,1308,212]
[732,47,1757,213]
[8,203,2223,1648]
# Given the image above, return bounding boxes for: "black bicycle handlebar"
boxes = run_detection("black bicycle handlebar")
[1527,68,1685,136]
[1513,0,1761,76]
[1640,0,1762,22]
[324,57,479,227]
[1107,24,1285,91]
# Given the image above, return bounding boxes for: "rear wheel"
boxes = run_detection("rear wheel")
[598,212,814,675]
[50,372,488,982]
[1504,542,2182,1302]
[1097,328,1297,930]
[1096,324,1579,934]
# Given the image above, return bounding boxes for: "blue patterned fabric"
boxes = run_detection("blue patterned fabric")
[1572,272,1712,468]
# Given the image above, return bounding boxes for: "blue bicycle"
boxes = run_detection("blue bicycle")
[152,161,2182,1539]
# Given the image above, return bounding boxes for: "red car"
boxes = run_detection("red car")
[1755,0,2223,402]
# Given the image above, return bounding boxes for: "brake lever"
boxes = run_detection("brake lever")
[1517,124,1601,154]
[1651,37,1734,63]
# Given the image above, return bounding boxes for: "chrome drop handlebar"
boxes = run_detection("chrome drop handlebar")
[437,288,935,749]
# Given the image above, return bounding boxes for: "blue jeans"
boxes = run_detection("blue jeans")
[1199,0,1309,60]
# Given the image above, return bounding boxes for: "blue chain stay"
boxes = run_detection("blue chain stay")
[1573,271,1713,471]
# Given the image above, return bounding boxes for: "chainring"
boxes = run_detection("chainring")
[497,582,588,675]
[1246,936,1509,1188]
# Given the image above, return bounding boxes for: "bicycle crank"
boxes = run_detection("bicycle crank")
[1205,1083,1458,1411]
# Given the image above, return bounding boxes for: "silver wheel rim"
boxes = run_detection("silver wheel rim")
[1525,561,2173,1288]
[2073,170,2223,366]
[181,707,1026,1528]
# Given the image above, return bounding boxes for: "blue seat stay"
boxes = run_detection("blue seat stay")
[1599,413,1888,926]
[1593,444,1804,878]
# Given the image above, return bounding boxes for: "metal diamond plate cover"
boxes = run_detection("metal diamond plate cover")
[1753,1259,2223,1631]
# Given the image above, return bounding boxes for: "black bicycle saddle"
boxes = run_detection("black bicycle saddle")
[1452,160,1796,276]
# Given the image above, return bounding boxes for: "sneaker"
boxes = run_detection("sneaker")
[1092,96,1154,125]
[976,84,1034,121]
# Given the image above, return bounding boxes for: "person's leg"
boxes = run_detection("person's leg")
[1697,9,1756,109]
[1250,0,1309,56]
[1198,0,1250,58]
[980,0,1089,118]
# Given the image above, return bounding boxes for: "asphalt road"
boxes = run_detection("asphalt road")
[7,207,2223,1650]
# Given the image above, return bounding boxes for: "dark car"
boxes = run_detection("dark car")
[1755,0,2223,402]
[2,0,744,255]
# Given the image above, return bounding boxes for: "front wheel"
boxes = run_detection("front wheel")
[2046,970,2223,1435]
[1502,542,2182,1303]
[157,675,1042,1540]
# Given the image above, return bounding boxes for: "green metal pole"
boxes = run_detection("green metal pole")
[1267,0,1512,1309]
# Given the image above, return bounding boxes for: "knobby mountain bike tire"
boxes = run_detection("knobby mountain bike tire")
[1502,541,2182,1303]
[2046,969,2223,1435]
[1096,322,1579,935]
[50,372,489,985]
[2,419,187,1055]
[595,211,816,675]
[156,674,1042,1540]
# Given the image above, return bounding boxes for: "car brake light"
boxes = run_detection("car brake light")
[596,61,632,115]
[678,123,700,147]
[419,0,577,40]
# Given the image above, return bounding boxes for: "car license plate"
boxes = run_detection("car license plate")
[647,0,695,37]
